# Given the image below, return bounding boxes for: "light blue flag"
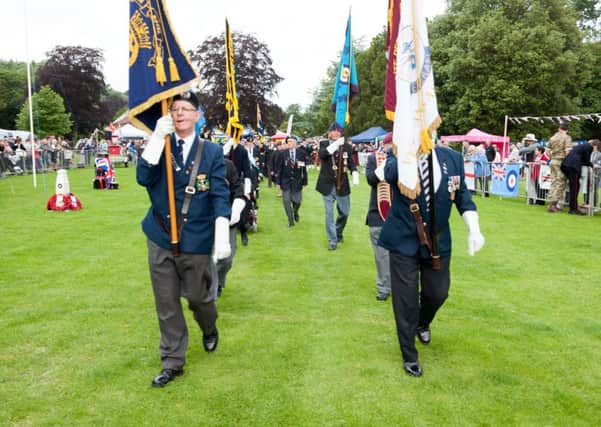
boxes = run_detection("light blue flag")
[491,163,520,197]
[195,105,206,136]
[331,13,359,129]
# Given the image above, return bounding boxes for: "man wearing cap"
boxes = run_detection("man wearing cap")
[278,136,308,227]
[519,134,538,203]
[315,122,359,250]
[547,122,572,212]
[365,132,393,300]
[137,91,231,388]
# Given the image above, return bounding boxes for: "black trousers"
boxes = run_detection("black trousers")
[561,165,581,211]
[389,252,450,363]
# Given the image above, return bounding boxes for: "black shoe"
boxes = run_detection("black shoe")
[151,368,183,387]
[328,243,337,251]
[294,212,299,222]
[404,361,423,377]
[568,209,586,216]
[416,325,431,345]
[337,235,344,243]
[203,329,219,353]
[288,222,295,228]
[376,294,389,301]
[241,233,248,246]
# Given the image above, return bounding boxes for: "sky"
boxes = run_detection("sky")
[2,0,447,109]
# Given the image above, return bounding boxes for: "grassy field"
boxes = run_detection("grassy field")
[1,166,600,426]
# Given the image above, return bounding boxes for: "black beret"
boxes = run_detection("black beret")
[172,91,199,109]
[559,121,569,130]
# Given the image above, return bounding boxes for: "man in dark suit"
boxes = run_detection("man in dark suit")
[223,137,252,245]
[278,136,308,227]
[561,140,593,215]
[315,122,359,250]
[379,143,485,377]
[137,92,231,387]
[365,132,393,301]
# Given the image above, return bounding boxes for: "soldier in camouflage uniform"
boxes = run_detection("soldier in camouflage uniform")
[546,122,572,212]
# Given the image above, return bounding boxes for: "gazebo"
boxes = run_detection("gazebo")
[440,128,510,159]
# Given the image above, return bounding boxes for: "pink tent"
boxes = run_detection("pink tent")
[441,128,510,159]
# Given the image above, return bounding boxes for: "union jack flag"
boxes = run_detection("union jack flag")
[492,164,506,180]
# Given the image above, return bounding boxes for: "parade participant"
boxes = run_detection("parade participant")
[365,132,392,301]
[223,136,252,245]
[547,122,572,213]
[137,92,231,388]
[214,157,246,297]
[560,139,594,215]
[315,122,359,250]
[278,136,308,227]
[379,141,485,377]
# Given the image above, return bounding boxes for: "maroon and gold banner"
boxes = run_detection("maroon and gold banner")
[384,0,401,121]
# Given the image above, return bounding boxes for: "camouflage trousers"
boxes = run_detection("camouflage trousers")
[549,159,567,203]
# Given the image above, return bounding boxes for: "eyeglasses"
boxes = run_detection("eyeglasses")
[169,106,196,113]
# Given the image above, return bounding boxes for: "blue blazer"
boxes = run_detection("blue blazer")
[378,146,476,258]
[137,135,231,254]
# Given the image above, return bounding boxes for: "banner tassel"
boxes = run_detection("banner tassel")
[155,56,167,85]
[168,57,180,82]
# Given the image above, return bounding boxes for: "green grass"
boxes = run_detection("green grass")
[1,166,600,426]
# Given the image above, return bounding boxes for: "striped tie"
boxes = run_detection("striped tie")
[419,154,430,209]
[175,139,185,165]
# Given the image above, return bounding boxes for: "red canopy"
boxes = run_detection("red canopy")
[270,131,288,141]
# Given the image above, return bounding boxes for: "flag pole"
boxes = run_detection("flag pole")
[24,0,36,188]
[162,99,179,255]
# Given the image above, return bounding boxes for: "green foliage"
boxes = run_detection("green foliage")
[16,85,72,137]
[189,31,283,133]
[1,168,600,425]
[0,61,27,129]
[580,41,601,137]
[430,0,592,141]
[35,46,107,136]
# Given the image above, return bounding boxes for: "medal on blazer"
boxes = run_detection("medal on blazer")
[448,175,460,201]
[195,173,210,192]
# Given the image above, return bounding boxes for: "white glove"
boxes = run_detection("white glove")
[222,138,234,156]
[141,115,173,164]
[326,137,345,155]
[229,198,246,226]
[212,216,231,263]
[244,177,252,197]
[352,170,359,186]
[374,162,385,181]
[462,211,485,256]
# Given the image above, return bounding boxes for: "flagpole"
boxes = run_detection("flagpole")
[162,99,179,255]
[345,8,352,125]
[24,0,36,188]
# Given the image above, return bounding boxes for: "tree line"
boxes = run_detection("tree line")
[0,0,599,142]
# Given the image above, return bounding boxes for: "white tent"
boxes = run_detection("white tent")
[116,124,148,140]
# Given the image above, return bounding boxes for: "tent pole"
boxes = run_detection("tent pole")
[503,115,508,161]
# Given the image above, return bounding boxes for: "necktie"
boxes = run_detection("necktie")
[175,139,185,165]
[419,153,430,209]
[290,149,295,163]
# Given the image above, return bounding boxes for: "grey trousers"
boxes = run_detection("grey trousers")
[282,188,302,226]
[147,239,218,370]
[213,226,238,297]
[369,226,391,297]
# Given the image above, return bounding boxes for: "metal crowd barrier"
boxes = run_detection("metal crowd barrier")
[463,160,599,216]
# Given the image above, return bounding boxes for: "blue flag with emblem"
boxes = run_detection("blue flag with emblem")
[491,163,520,197]
[331,11,359,130]
[128,0,198,133]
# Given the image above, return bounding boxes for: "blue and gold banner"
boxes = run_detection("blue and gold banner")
[128,0,198,133]
[331,12,359,130]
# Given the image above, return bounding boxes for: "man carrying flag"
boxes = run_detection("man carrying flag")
[315,12,360,251]
[129,0,231,388]
[378,0,485,377]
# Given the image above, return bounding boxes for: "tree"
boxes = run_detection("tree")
[579,41,601,137]
[188,31,283,132]
[429,0,592,140]
[571,0,601,39]
[0,60,28,129]
[16,86,72,137]
[35,46,107,137]
[100,87,127,123]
